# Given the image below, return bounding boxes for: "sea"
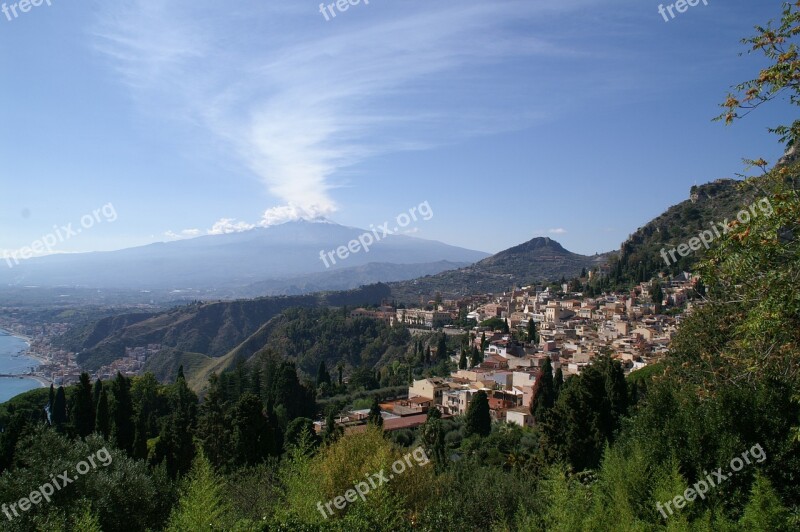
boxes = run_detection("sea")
[0,329,43,403]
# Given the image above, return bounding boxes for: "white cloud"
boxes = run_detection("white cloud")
[549,228,567,235]
[207,218,256,235]
[164,228,202,240]
[92,0,597,223]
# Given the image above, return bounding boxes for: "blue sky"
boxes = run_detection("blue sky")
[0,0,793,257]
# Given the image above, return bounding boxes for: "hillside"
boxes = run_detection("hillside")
[389,237,610,302]
[609,177,771,285]
[62,284,392,380]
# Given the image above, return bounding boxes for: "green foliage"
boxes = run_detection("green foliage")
[69,373,94,438]
[464,390,491,437]
[165,451,231,532]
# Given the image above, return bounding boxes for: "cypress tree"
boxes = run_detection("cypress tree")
[95,386,110,438]
[465,390,491,437]
[531,358,555,421]
[316,360,331,387]
[52,386,67,431]
[367,397,383,428]
[437,334,448,360]
[458,348,468,370]
[470,346,482,368]
[554,367,564,400]
[132,407,149,461]
[92,379,102,410]
[527,319,540,344]
[110,372,135,454]
[70,373,95,438]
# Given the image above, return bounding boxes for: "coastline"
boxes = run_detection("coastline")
[0,328,51,387]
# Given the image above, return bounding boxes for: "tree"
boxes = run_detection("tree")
[465,390,491,437]
[159,366,198,476]
[527,319,539,344]
[718,2,800,149]
[458,348,468,370]
[367,397,383,428]
[470,345,483,368]
[70,373,95,438]
[554,367,564,400]
[109,372,135,453]
[197,373,231,470]
[284,417,320,451]
[651,280,664,314]
[132,407,149,461]
[437,333,448,361]
[421,407,446,472]
[531,358,555,421]
[739,473,790,530]
[95,385,110,439]
[165,451,230,532]
[92,379,102,412]
[231,393,277,466]
[51,386,67,431]
[323,408,342,445]
[316,360,331,387]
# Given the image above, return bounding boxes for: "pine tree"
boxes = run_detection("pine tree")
[197,373,231,470]
[231,393,272,466]
[70,373,95,438]
[739,473,790,530]
[465,390,491,437]
[165,451,229,532]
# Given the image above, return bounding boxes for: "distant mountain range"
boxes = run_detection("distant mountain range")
[0,220,488,297]
[389,237,612,302]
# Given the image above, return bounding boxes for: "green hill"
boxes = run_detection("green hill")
[65,284,392,384]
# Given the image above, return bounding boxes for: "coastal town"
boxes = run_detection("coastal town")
[322,271,699,434]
